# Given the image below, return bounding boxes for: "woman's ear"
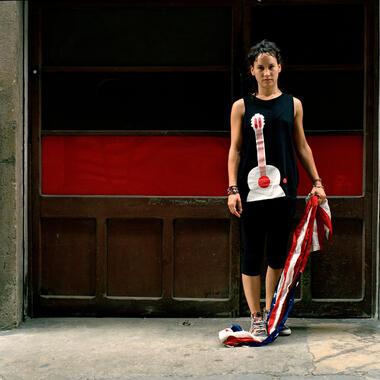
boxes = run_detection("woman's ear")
[278,64,282,73]
[250,65,255,77]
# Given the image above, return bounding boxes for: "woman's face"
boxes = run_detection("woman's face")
[250,53,281,89]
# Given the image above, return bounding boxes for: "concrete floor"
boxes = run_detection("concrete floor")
[1,317,380,380]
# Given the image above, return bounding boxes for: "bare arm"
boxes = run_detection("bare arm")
[293,97,326,203]
[227,99,244,217]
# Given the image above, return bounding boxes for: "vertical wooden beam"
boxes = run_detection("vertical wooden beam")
[29,3,42,317]
[364,0,380,317]
[95,218,107,300]
[161,218,174,299]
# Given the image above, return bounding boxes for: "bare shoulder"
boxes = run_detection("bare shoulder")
[231,98,245,117]
[293,97,303,111]
[293,96,303,117]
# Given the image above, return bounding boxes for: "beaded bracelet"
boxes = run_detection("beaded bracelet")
[313,178,322,184]
[313,184,325,189]
[227,186,239,195]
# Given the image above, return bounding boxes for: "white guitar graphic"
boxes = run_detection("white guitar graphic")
[247,113,286,202]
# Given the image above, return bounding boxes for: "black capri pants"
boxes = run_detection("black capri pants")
[240,197,296,276]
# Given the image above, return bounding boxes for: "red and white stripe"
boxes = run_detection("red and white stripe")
[268,196,332,334]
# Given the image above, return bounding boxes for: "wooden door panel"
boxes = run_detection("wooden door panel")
[173,218,230,299]
[34,197,238,317]
[291,201,371,317]
[311,218,363,300]
[41,218,96,296]
[30,0,378,318]
[107,218,163,297]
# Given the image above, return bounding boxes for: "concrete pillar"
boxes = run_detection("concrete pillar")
[0,1,25,328]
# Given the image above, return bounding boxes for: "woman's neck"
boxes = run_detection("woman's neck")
[255,86,282,99]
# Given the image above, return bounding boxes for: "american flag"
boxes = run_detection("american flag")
[219,196,332,347]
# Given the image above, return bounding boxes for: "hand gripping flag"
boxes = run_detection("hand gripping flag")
[219,195,332,347]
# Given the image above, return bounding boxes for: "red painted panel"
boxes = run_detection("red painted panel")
[42,135,363,196]
[42,136,230,196]
[297,135,363,196]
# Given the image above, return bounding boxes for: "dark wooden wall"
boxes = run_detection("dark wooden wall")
[29,0,379,317]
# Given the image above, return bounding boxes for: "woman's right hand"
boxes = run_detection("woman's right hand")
[228,193,243,218]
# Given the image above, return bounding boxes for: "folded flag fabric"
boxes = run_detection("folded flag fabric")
[309,195,332,253]
[219,195,332,347]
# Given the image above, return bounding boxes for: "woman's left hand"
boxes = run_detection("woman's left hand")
[310,186,326,204]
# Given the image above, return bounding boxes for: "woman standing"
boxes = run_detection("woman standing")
[227,40,326,342]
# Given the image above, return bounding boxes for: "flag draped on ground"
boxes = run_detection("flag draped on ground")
[219,196,332,347]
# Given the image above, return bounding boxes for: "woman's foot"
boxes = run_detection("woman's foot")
[250,312,268,342]
[279,324,292,336]
[263,309,291,336]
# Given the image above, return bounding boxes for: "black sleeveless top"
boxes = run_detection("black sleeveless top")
[237,93,298,202]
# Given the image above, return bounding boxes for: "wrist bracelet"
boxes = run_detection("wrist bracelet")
[313,184,324,189]
[227,186,239,195]
[313,177,322,184]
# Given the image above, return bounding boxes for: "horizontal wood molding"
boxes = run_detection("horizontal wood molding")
[40,197,364,219]
[38,0,238,8]
[41,130,363,136]
[248,0,366,5]
[41,65,232,73]
[41,130,231,137]
[284,64,364,72]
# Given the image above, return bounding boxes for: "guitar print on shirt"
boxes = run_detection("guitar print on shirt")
[247,113,286,202]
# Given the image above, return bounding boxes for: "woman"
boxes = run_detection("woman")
[227,40,326,342]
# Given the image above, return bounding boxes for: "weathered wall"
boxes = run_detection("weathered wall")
[0,1,24,328]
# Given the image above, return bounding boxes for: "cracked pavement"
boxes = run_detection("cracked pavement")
[0,318,380,379]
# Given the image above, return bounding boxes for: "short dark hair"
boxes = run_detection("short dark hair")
[243,40,283,95]
[247,39,283,66]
